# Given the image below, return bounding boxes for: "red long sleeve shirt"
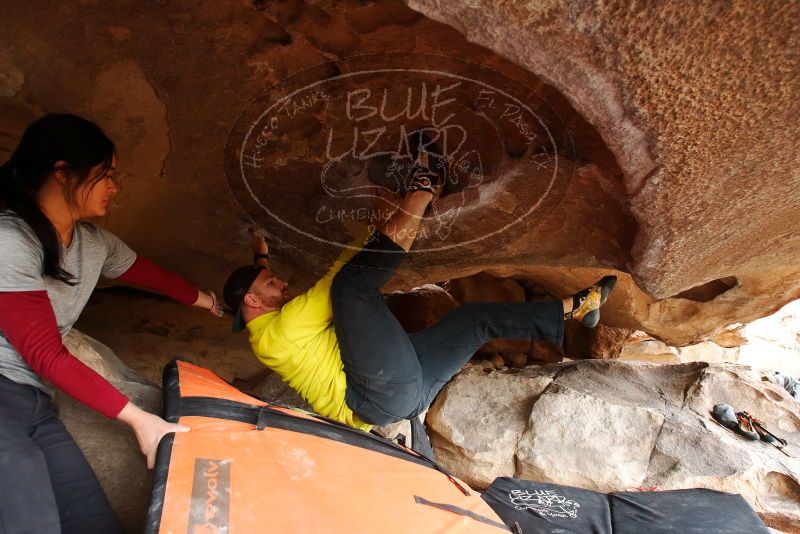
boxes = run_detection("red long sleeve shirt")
[0,257,199,418]
[116,256,199,305]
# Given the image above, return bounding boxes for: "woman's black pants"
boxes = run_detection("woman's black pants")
[0,375,121,533]
[331,230,564,426]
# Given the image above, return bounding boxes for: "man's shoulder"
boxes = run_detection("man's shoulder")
[246,311,283,343]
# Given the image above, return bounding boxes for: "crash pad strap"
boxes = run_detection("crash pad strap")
[414,496,511,531]
[178,395,451,470]
[411,415,434,459]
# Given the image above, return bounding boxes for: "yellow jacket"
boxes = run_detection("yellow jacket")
[246,229,373,431]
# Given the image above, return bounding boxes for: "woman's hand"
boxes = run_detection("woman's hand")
[117,402,190,469]
[193,289,224,317]
[207,290,224,317]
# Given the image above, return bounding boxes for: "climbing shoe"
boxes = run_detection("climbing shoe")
[713,405,788,448]
[734,411,760,441]
[712,403,739,430]
[406,165,443,197]
[368,128,451,198]
[738,411,787,447]
[564,275,617,328]
[406,128,450,198]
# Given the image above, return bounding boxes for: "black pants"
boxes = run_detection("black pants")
[0,375,121,534]
[331,230,564,426]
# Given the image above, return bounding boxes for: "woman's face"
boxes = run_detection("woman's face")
[72,156,120,218]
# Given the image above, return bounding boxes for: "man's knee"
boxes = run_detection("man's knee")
[355,380,422,426]
[331,266,355,291]
[332,262,389,300]
[451,301,489,314]
[359,410,403,427]
[332,269,364,305]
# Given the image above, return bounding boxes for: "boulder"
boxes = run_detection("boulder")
[60,330,161,534]
[427,360,800,532]
[428,367,554,487]
[564,322,637,360]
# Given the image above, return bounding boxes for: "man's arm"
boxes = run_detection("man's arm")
[250,227,272,268]
[257,227,372,338]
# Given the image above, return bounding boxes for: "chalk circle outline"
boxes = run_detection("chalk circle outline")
[225,54,570,254]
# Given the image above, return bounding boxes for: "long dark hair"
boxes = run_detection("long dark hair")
[0,113,115,284]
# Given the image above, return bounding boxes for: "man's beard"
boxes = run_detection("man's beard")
[265,295,286,309]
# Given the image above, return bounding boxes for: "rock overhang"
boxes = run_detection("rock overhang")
[1,0,797,347]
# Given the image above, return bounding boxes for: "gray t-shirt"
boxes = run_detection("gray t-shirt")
[0,210,136,395]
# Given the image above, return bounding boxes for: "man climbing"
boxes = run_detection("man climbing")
[223,138,616,431]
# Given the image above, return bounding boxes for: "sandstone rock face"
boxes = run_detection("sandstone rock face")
[403,0,800,343]
[518,383,664,489]
[430,367,554,486]
[60,330,160,534]
[386,283,459,334]
[2,0,795,348]
[621,298,800,376]
[740,300,800,375]
[621,338,742,365]
[427,360,800,532]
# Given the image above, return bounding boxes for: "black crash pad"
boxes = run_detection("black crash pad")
[481,478,770,534]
